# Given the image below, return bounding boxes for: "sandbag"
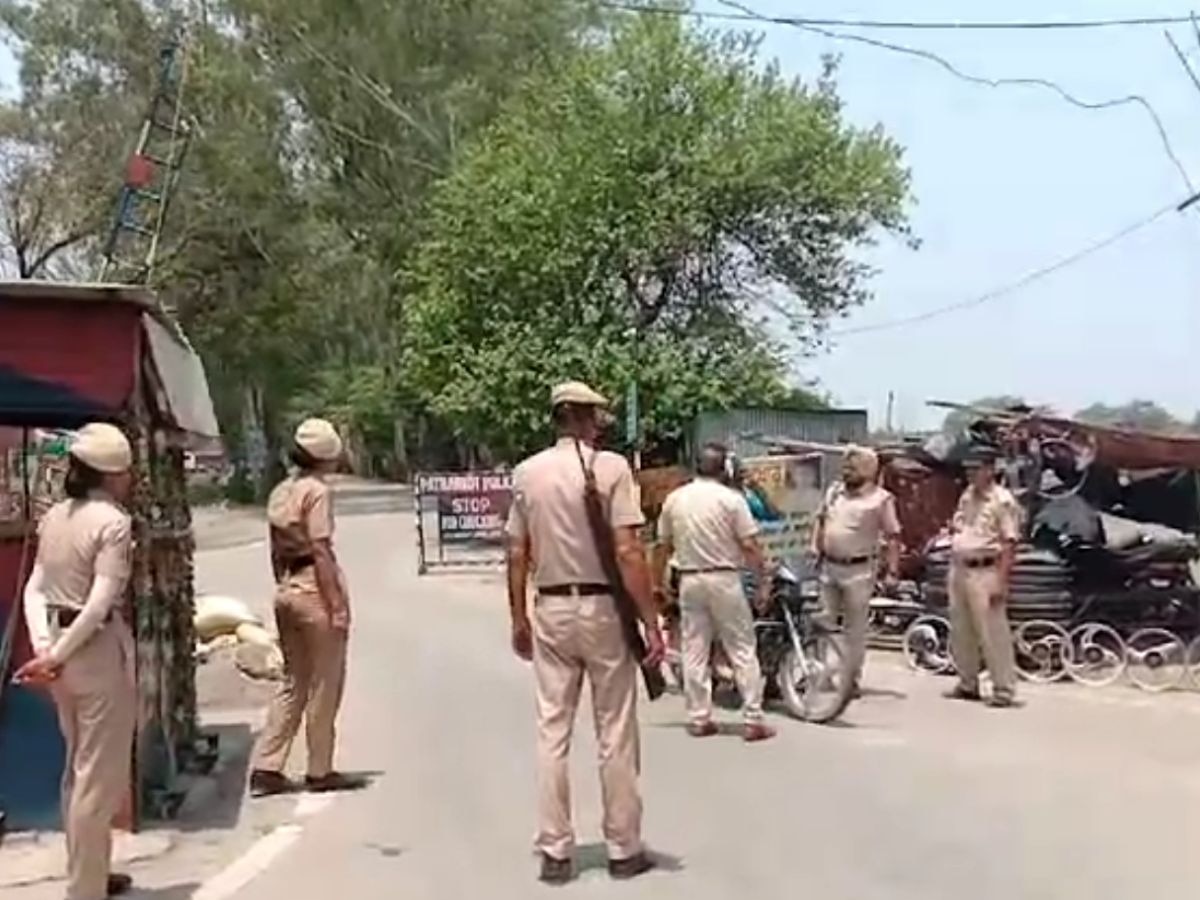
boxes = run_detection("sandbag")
[235,641,284,682]
[234,622,276,648]
[194,595,260,640]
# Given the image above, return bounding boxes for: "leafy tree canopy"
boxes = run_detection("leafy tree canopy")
[405,14,911,458]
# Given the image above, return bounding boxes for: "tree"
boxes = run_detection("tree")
[405,14,911,459]
[1075,400,1188,434]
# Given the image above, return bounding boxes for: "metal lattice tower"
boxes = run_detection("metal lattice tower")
[97,27,192,290]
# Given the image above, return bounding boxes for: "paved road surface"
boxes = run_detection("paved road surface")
[12,499,1200,899]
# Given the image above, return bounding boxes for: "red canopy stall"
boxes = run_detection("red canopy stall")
[0,282,218,831]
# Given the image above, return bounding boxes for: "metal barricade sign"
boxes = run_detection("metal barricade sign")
[415,471,513,573]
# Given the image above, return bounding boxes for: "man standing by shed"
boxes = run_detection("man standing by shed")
[810,446,902,693]
[945,445,1021,708]
[505,381,664,885]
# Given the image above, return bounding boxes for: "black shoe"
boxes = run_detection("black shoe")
[943,685,982,702]
[107,873,133,896]
[539,853,574,885]
[249,769,292,798]
[987,695,1021,709]
[305,772,369,793]
[608,852,657,880]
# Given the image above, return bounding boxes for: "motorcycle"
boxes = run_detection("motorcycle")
[664,558,856,724]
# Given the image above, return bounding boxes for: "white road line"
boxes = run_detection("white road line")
[191,824,302,900]
[191,794,338,900]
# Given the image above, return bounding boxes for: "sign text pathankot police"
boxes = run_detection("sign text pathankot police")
[417,472,514,545]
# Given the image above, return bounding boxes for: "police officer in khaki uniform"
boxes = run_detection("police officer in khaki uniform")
[506,382,664,885]
[249,418,360,796]
[945,445,1021,708]
[811,446,902,692]
[655,443,775,742]
[17,423,137,900]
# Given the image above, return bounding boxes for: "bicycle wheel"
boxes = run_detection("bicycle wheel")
[901,614,954,675]
[1014,620,1070,684]
[1065,623,1126,687]
[1125,628,1186,693]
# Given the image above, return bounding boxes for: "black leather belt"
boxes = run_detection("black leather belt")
[677,566,738,575]
[282,554,316,575]
[539,583,610,597]
[50,608,112,628]
[959,557,998,570]
[826,554,871,566]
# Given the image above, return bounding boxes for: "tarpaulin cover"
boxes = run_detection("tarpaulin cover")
[0,302,140,425]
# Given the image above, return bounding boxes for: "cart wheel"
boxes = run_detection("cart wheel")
[1013,620,1070,684]
[1065,623,1126,688]
[901,615,954,675]
[1125,628,1186,693]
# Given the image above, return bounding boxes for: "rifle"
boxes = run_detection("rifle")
[574,441,666,701]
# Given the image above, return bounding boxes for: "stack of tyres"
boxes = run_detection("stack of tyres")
[922,543,1073,624]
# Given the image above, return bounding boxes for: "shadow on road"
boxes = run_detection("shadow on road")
[127,883,200,899]
[575,842,685,875]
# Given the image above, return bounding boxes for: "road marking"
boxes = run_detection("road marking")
[191,794,338,900]
[192,824,302,900]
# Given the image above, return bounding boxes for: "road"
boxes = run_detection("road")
[12,495,1200,899]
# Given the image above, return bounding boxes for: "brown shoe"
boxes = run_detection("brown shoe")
[608,852,656,880]
[248,769,292,798]
[743,723,776,743]
[107,873,133,896]
[687,721,719,738]
[539,853,574,885]
[305,772,369,793]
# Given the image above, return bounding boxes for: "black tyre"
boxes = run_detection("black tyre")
[777,629,855,724]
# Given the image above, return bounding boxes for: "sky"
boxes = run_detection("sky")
[2,8,1197,433]
[708,0,1200,431]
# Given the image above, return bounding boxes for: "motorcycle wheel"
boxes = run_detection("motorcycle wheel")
[777,630,855,724]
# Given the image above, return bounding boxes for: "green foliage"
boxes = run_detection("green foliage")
[0,3,912,474]
[406,14,910,458]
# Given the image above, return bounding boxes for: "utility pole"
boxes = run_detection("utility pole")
[886,391,895,436]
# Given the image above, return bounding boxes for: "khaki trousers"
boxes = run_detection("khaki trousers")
[679,571,764,726]
[820,563,874,683]
[533,592,642,862]
[51,620,136,900]
[254,585,348,777]
[949,565,1017,700]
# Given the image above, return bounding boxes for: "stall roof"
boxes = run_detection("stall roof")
[0,281,219,437]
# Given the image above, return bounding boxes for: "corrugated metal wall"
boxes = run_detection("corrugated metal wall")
[690,408,869,461]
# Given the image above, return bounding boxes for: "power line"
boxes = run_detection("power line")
[601,3,1198,31]
[828,201,1180,338]
[706,0,1195,193]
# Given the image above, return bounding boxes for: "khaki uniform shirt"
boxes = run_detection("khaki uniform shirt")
[38,498,132,610]
[818,483,901,560]
[657,478,757,572]
[25,497,132,654]
[950,484,1021,558]
[506,438,644,589]
[268,473,335,592]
